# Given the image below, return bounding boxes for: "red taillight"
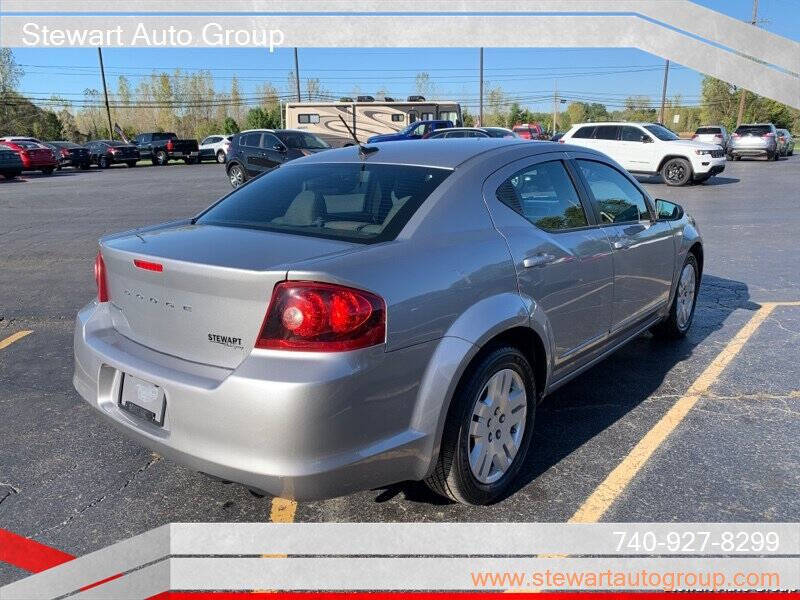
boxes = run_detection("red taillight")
[763,132,775,138]
[108,147,118,154]
[256,281,385,352]
[692,134,698,139]
[133,259,163,272]
[60,148,70,157]
[731,133,740,138]
[94,252,109,302]
[166,139,174,152]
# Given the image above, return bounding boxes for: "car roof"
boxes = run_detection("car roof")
[291,139,592,169]
[570,122,658,128]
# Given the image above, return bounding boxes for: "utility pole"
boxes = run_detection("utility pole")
[737,0,759,126]
[97,48,114,140]
[552,80,558,135]
[293,48,302,102]
[659,59,670,125]
[478,48,484,127]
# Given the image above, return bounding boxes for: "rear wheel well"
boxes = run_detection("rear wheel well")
[657,154,693,173]
[470,327,547,400]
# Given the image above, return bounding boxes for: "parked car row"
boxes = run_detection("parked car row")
[0,131,232,179]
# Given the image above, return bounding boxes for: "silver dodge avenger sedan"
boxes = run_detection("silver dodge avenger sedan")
[74,139,702,505]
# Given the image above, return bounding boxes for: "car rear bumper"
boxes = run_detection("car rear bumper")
[73,301,437,500]
[730,143,775,156]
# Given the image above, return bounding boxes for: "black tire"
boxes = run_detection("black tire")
[80,162,90,170]
[184,156,198,165]
[425,346,536,505]
[228,164,246,188]
[42,167,54,175]
[733,155,741,161]
[651,253,700,340]
[1,171,19,180]
[772,151,779,161]
[155,151,168,166]
[98,155,109,169]
[725,153,733,161]
[660,157,692,186]
[216,150,226,164]
[126,161,137,168]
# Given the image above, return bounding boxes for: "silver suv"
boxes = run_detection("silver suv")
[729,123,779,161]
[692,126,729,152]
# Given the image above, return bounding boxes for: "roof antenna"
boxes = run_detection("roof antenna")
[338,115,378,158]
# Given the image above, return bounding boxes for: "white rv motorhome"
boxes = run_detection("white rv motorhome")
[284,97,462,146]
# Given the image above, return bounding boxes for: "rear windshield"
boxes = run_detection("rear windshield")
[735,125,771,136]
[52,141,81,148]
[197,163,452,243]
[695,127,722,134]
[277,131,330,149]
[107,141,132,147]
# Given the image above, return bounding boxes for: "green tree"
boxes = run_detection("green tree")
[245,107,280,129]
[222,117,240,134]
[461,107,475,127]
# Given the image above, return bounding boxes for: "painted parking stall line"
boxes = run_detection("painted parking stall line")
[569,301,799,523]
[0,330,32,350]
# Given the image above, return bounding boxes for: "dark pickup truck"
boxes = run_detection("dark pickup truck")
[134,132,200,166]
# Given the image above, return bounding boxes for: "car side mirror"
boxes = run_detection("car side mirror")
[655,199,683,221]
[273,143,287,152]
[641,134,653,143]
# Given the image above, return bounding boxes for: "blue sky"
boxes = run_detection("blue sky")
[9,0,800,113]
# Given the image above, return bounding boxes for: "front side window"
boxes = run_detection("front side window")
[620,126,645,142]
[644,124,679,141]
[276,131,329,149]
[495,160,589,231]
[577,159,650,224]
[197,163,452,244]
[261,133,282,149]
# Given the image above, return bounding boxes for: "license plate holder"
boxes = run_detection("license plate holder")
[119,374,166,427]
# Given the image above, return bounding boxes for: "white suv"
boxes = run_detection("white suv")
[560,122,726,186]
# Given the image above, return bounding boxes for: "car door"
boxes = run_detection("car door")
[616,125,658,172]
[574,157,676,332]
[483,152,614,377]
[260,132,288,167]
[239,132,264,176]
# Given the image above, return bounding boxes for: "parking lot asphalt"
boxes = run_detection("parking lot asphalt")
[1,156,799,582]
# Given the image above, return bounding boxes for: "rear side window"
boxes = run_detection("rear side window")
[495,160,589,231]
[577,160,650,224]
[240,133,262,147]
[594,126,619,140]
[572,126,595,139]
[197,163,452,244]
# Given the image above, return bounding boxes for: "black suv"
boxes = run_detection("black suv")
[225,129,330,187]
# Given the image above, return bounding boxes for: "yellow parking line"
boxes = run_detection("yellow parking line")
[569,302,782,523]
[0,330,33,350]
[269,497,297,523]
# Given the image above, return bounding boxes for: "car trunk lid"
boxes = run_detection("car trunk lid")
[100,223,359,368]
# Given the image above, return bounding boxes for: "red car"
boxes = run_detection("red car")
[512,123,548,140]
[0,141,57,174]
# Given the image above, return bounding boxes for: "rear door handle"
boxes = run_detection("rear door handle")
[523,253,556,268]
